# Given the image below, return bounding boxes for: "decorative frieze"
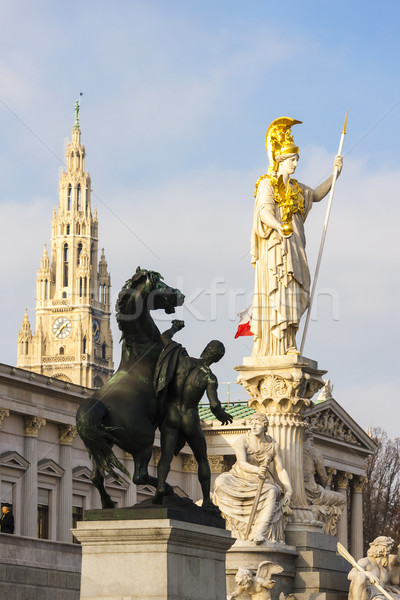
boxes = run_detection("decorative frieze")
[308,408,360,445]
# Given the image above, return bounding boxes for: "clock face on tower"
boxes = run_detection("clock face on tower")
[53,317,72,339]
[92,318,100,341]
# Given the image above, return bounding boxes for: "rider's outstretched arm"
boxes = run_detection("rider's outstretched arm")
[160,319,185,346]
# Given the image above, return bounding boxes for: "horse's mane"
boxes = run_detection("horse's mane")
[115,267,163,335]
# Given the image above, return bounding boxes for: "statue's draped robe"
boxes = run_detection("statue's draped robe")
[213,433,286,542]
[250,178,314,355]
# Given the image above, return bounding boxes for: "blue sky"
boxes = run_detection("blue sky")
[1,1,399,436]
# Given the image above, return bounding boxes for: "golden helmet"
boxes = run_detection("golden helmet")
[266,117,302,175]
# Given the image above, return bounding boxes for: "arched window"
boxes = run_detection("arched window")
[84,276,87,297]
[77,184,81,210]
[90,243,94,265]
[44,279,48,300]
[79,277,82,298]
[62,291,67,298]
[98,283,102,302]
[67,184,71,211]
[77,223,80,235]
[66,224,70,235]
[77,242,82,265]
[59,347,64,356]
[102,343,106,359]
[63,243,69,287]
[82,223,86,235]
[82,337,87,354]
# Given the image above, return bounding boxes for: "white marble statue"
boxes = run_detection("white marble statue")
[227,562,285,600]
[347,537,400,600]
[303,428,345,535]
[213,413,292,544]
[250,117,342,356]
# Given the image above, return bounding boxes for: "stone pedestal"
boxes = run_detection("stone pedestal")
[235,354,326,525]
[285,525,350,600]
[226,541,298,598]
[73,502,234,600]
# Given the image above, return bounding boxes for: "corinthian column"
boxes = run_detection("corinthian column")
[235,355,327,525]
[337,471,353,549]
[351,476,366,560]
[22,416,46,537]
[58,424,77,542]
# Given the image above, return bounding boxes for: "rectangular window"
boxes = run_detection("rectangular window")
[37,505,49,539]
[0,481,13,505]
[37,488,49,539]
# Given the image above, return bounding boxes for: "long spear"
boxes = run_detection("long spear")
[300,111,348,355]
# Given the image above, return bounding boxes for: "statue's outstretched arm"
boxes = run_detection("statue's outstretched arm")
[206,379,233,425]
[160,319,185,346]
[312,155,343,203]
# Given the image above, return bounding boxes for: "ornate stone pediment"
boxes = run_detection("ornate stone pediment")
[305,399,375,451]
[0,451,29,470]
[38,459,64,477]
[73,466,92,482]
[105,474,129,490]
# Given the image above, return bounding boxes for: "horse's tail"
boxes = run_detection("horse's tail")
[76,396,131,485]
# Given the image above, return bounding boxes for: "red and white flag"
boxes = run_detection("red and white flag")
[234,306,253,339]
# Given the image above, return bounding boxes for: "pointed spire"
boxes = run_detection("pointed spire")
[18,309,33,342]
[74,93,83,129]
[40,244,49,269]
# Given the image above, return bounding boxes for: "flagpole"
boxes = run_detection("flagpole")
[300,111,348,355]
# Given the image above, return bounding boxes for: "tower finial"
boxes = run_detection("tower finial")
[74,92,83,127]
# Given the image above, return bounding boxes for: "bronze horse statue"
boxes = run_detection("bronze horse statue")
[76,267,184,508]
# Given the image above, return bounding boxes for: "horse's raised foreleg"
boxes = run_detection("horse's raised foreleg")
[91,463,114,509]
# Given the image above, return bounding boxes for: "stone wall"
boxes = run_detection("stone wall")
[0,533,81,600]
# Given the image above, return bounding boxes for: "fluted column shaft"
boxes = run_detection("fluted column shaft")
[58,425,77,542]
[337,471,353,549]
[124,453,137,506]
[350,477,365,560]
[22,417,46,537]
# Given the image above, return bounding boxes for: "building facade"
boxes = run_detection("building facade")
[17,113,113,388]
[0,360,374,561]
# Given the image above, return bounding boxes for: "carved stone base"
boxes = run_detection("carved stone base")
[235,355,327,526]
[226,540,298,599]
[73,509,234,600]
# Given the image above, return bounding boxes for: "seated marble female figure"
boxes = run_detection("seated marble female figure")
[213,413,292,544]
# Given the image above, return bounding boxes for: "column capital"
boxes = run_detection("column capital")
[326,467,337,486]
[24,415,46,437]
[208,455,225,474]
[59,424,78,445]
[182,455,197,473]
[353,475,367,493]
[0,408,10,429]
[337,471,353,489]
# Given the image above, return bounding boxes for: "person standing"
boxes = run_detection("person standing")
[1,503,15,534]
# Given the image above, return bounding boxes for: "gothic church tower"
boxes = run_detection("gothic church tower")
[17,106,113,387]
